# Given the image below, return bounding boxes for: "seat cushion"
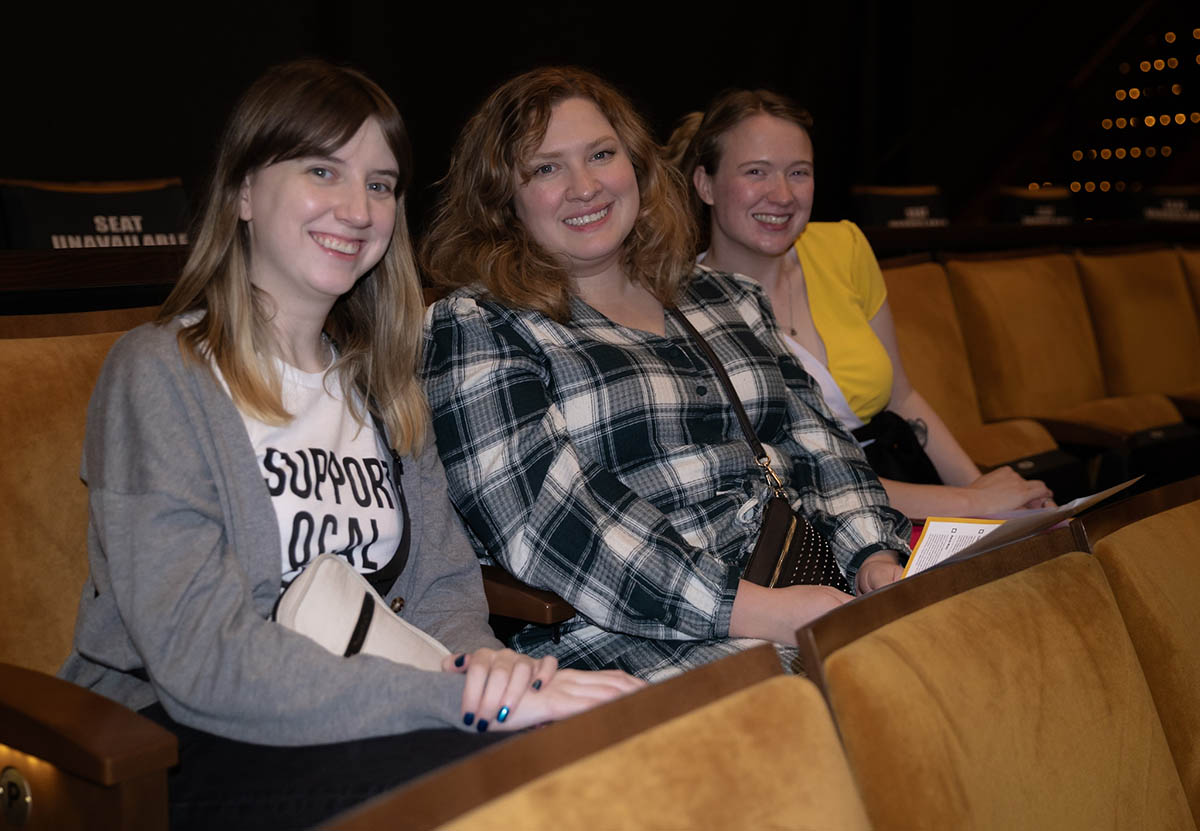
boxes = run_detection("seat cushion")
[1051,392,1183,434]
[823,552,1193,831]
[1076,249,1200,397]
[955,418,1059,469]
[1094,500,1200,823]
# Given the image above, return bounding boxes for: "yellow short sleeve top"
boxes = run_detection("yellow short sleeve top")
[793,220,893,422]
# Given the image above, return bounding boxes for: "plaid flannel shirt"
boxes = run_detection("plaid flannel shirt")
[424,267,910,680]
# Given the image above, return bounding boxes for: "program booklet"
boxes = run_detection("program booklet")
[902,477,1142,578]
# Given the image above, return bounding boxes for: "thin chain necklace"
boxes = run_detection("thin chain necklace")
[783,268,799,336]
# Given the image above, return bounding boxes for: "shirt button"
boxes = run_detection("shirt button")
[696,385,708,396]
[390,596,405,613]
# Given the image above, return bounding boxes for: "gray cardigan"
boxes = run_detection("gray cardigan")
[59,322,502,745]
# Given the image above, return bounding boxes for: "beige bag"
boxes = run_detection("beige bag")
[275,553,451,671]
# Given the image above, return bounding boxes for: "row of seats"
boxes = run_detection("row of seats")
[0,257,1196,828]
[884,245,1200,497]
[324,481,1200,830]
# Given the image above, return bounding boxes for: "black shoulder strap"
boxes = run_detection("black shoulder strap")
[666,307,766,459]
[666,307,787,496]
[365,407,410,598]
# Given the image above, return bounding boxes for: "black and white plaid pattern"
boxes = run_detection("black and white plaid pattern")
[424,267,910,680]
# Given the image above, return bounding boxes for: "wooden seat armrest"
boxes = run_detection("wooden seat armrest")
[0,662,177,785]
[481,565,575,625]
[1034,418,1125,448]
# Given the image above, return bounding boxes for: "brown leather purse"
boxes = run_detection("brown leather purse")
[667,308,852,593]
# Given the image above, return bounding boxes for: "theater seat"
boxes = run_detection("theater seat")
[800,548,1193,830]
[945,251,1198,488]
[1093,497,1200,823]
[1075,248,1200,419]
[0,178,190,250]
[0,331,176,830]
[882,258,1086,498]
[323,645,870,831]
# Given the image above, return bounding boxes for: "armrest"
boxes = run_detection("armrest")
[481,565,575,626]
[0,662,177,786]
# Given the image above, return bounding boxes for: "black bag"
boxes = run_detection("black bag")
[667,308,852,593]
[852,410,942,485]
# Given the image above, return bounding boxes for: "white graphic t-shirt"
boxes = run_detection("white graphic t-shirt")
[232,360,404,588]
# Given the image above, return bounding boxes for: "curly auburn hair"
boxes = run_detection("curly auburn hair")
[421,66,697,321]
[664,88,813,253]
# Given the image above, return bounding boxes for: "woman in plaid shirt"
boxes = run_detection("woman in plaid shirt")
[422,68,911,680]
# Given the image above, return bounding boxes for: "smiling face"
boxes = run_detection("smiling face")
[693,113,814,263]
[239,117,399,316]
[511,97,640,284]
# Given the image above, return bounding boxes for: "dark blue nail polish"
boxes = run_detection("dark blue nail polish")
[497,706,509,723]
[476,719,489,733]
[463,712,474,726]
[454,654,465,668]
[532,679,543,690]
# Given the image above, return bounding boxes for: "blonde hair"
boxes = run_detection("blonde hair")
[421,66,696,321]
[158,59,427,454]
[665,89,814,253]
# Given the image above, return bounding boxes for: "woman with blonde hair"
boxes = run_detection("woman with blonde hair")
[423,67,910,681]
[60,59,640,831]
[666,88,1053,520]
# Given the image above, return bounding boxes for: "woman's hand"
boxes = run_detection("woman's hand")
[442,648,558,731]
[489,668,647,732]
[966,466,1054,514]
[729,580,854,645]
[855,550,905,594]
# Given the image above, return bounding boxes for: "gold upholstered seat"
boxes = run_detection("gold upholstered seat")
[324,645,870,831]
[799,545,1194,831]
[1092,496,1200,824]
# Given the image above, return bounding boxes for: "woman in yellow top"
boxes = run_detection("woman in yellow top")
[667,89,1052,519]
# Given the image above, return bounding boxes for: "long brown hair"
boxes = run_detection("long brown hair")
[421,66,696,321]
[158,59,428,454]
[665,89,814,253]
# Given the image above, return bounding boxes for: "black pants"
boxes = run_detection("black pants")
[139,703,507,831]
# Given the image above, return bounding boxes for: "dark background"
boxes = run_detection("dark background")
[3,1,1191,235]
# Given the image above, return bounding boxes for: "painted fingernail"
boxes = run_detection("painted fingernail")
[454,654,465,668]
[476,719,489,733]
[531,679,543,690]
[497,706,510,723]
[463,712,474,726]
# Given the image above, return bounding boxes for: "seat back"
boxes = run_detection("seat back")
[0,331,123,673]
[1075,248,1200,397]
[945,251,1107,420]
[814,551,1193,830]
[1177,247,1200,320]
[850,184,948,228]
[324,645,855,830]
[436,676,868,831]
[0,306,159,339]
[881,258,984,436]
[1093,498,1200,823]
[0,178,190,250]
